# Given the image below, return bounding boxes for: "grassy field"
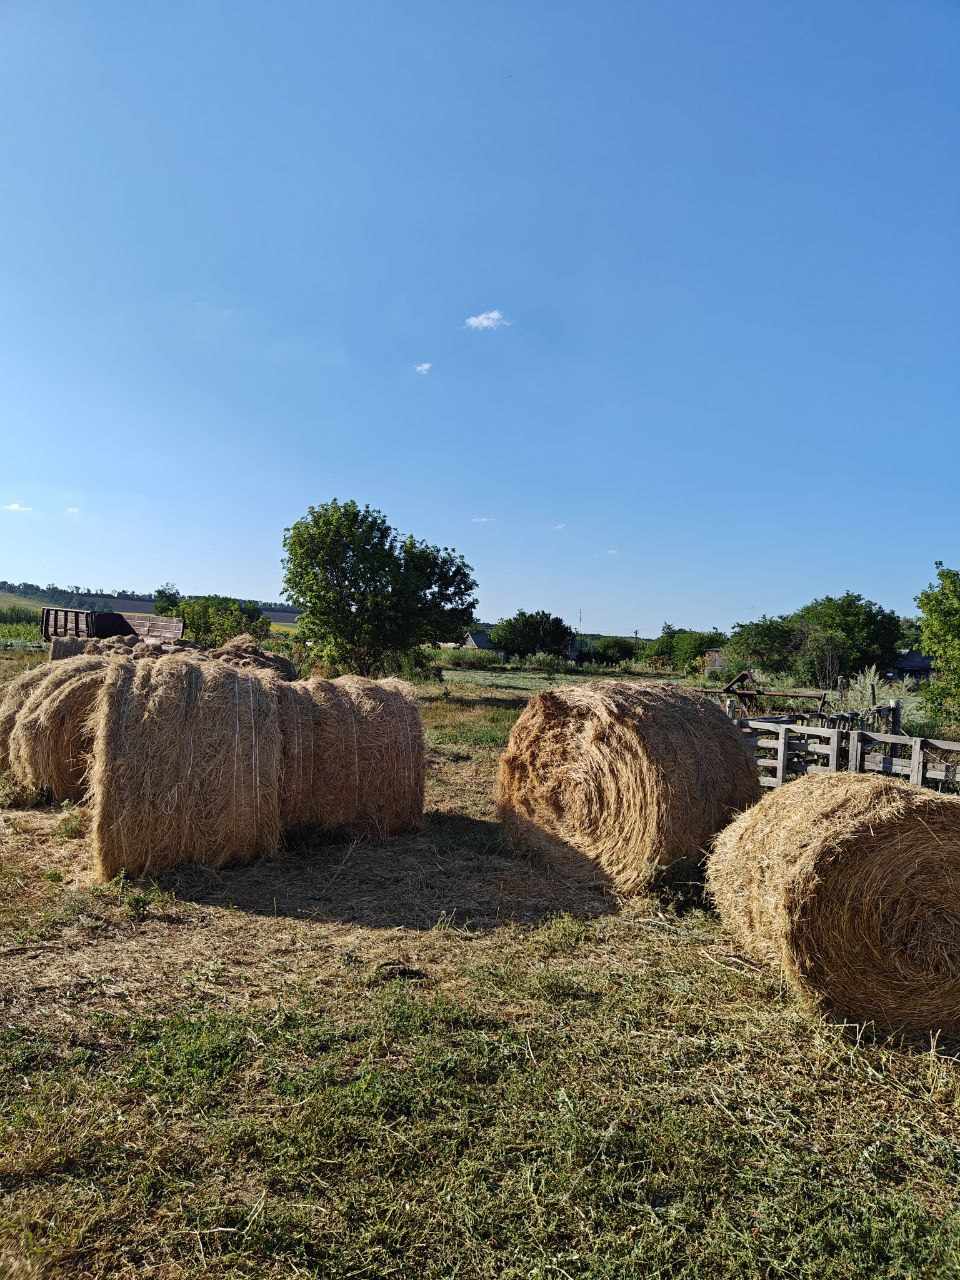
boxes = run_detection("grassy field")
[2,673,960,1277]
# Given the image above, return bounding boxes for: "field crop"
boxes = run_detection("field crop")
[2,673,960,1277]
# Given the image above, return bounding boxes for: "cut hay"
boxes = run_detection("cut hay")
[330,676,425,837]
[49,636,88,661]
[89,656,282,881]
[87,660,424,881]
[210,634,297,681]
[7,658,110,801]
[0,663,56,772]
[496,681,760,892]
[707,772,960,1033]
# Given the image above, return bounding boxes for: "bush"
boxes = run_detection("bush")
[591,637,636,665]
[431,647,503,670]
[520,651,572,674]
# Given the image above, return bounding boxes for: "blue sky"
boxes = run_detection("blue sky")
[1,1,957,634]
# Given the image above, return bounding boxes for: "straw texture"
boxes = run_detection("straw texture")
[707,772,960,1032]
[497,681,759,891]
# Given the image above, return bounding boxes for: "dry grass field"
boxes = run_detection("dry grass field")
[2,678,960,1277]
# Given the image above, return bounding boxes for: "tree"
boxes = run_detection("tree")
[792,626,850,688]
[899,616,923,650]
[154,582,182,616]
[490,610,575,659]
[178,596,270,647]
[792,592,899,674]
[672,629,728,674]
[592,636,636,665]
[282,500,477,675]
[917,562,960,719]
[724,616,799,674]
[643,622,680,667]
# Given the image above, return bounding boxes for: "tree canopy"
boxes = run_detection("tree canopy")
[723,593,900,683]
[154,583,267,646]
[490,610,575,658]
[918,563,960,719]
[282,500,477,675]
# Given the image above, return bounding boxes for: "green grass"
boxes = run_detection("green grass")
[4,962,960,1278]
[4,677,960,1276]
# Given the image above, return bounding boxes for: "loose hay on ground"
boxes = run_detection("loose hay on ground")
[707,771,960,1033]
[496,681,760,892]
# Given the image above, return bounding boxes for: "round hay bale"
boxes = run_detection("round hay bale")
[89,655,282,881]
[496,681,760,892]
[7,658,110,801]
[0,662,55,772]
[707,772,960,1032]
[332,676,425,837]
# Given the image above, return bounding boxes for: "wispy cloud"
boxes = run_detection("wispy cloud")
[552,522,567,531]
[3,501,31,512]
[414,362,432,375]
[607,548,618,555]
[465,309,510,331]
[65,506,80,515]
[472,516,496,524]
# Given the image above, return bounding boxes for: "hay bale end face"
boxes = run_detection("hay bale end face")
[707,772,960,1033]
[496,681,760,892]
[8,658,110,802]
[0,663,56,773]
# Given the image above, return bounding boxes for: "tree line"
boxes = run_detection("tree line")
[10,500,960,726]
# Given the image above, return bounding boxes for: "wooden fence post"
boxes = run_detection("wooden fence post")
[909,738,924,787]
[848,729,861,774]
[774,725,789,787]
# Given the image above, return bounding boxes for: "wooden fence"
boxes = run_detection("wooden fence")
[740,719,960,793]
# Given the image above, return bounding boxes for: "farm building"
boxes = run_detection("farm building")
[464,629,496,650]
[890,650,934,680]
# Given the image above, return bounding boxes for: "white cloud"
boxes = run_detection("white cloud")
[465,309,510,331]
[472,516,496,523]
[552,522,567,531]
[415,362,432,375]
[607,548,618,555]
[65,506,80,514]
[3,502,31,512]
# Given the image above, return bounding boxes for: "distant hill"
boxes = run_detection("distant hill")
[0,580,299,624]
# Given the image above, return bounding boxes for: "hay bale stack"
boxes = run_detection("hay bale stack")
[7,657,110,801]
[89,656,282,881]
[1,663,58,772]
[496,681,760,892]
[707,773,960,1032]
[87,661,424,880]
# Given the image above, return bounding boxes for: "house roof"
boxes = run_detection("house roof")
[894,650,933,672]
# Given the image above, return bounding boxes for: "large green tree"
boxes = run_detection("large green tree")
[723,616,800,674]
[490,610,575,658]
[793,592,900,673]
[282,500,477,675]
[917,562,960,719]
